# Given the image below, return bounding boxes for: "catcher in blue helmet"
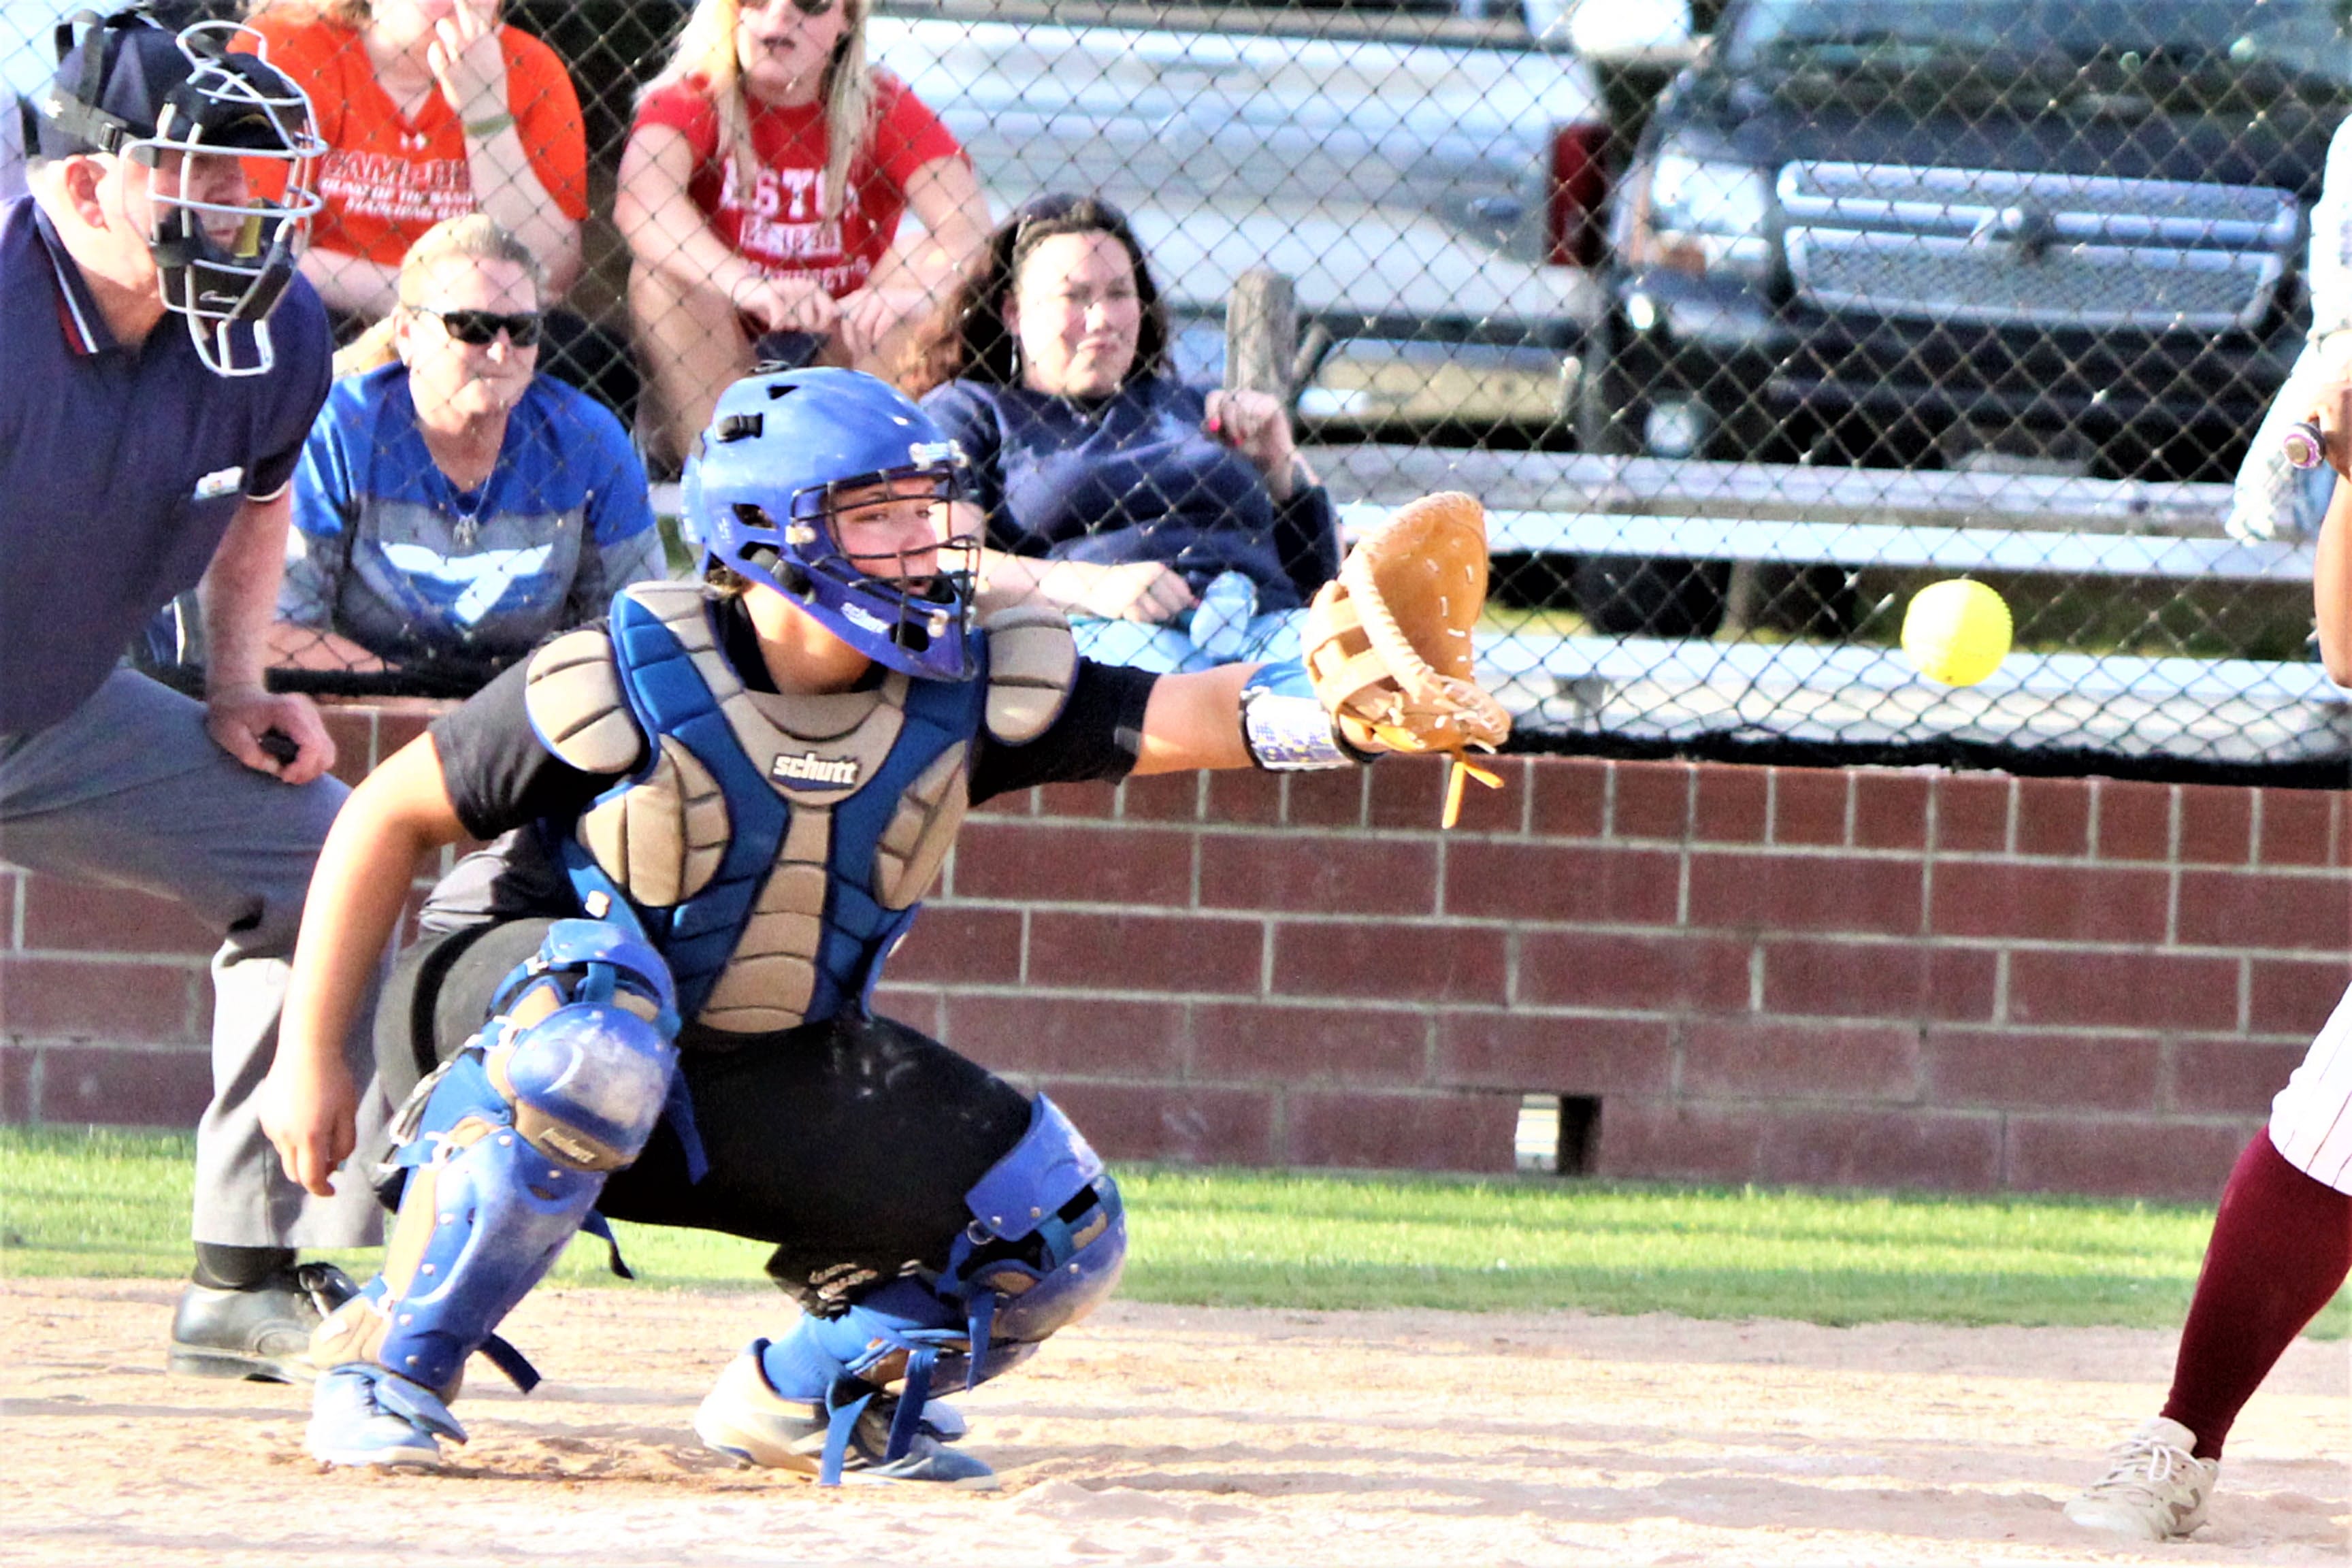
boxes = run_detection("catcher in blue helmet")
[683,367,983,681]
[258,366,1508,1486]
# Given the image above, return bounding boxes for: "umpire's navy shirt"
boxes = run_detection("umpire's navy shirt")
[0,194,331,735]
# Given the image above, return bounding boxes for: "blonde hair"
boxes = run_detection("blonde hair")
[243,1,373,31]
[333,213,546,377]
[640,0,873,228]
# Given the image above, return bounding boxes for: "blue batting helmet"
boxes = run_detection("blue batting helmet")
[682,368,977,681]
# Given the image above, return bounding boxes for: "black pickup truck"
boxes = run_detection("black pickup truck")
[1584,0,2345,485]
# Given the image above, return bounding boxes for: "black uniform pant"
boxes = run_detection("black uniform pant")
[376,919,1033,1307]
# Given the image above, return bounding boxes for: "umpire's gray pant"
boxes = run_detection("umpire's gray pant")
[0,669,386,1250]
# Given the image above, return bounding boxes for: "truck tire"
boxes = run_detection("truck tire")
[1572,317,1730,635]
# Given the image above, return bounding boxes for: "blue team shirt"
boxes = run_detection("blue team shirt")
[920,375,1337,612]
[279,365,663,668]
[0,195,331,734]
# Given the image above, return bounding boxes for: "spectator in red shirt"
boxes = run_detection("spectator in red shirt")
[616,0,990,471]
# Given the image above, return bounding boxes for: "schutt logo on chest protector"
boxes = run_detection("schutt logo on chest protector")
[770,751,862,789]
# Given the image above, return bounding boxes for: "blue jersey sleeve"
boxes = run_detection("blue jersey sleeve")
[549,387,665,625]
[276,377,369,627]
[579,404,657,549]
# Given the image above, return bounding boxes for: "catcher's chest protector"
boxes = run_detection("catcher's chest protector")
[523,586,1073,1034]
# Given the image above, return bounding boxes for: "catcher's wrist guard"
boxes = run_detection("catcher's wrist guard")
[1238,659,1375,770]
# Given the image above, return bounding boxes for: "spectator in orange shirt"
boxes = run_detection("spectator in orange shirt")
[244,0,629,416]
[615,0,990,472]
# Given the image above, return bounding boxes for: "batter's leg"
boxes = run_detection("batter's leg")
[2066,981,2352,1541]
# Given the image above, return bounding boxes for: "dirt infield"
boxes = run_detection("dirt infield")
[1,1277,2343,1566]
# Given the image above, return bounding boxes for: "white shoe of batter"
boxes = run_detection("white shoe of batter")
[2064,1416,2219,1541]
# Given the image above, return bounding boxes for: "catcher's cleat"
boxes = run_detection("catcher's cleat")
[168,1262,360,1383]
[694,1341,998,1489]
[2063,1416,2219,1541]
[307,1363,466,1469]
[918,1399,969,1443]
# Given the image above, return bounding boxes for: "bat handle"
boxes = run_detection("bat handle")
[2285,417,2328,470]
[258,728,299,767]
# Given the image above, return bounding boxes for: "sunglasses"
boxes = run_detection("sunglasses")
[414,307,543,348]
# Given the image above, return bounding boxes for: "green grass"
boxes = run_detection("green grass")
[3,1126,2343,1335]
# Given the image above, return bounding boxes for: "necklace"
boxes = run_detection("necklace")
[440,460,499,548]
[421,423,506,547]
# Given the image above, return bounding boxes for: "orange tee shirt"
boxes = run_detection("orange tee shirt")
[250,11,589,267]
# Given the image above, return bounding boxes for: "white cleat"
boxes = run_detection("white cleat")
[694,1341,996,1490]
[2064,1416,2219,1541]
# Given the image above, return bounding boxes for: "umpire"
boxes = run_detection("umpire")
[3,7,385,1375]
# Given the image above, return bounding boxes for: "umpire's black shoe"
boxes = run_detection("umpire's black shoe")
[168,1262,361,1384]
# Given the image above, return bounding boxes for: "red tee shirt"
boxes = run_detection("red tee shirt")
[632,72,964,297]
[250,11,589,267]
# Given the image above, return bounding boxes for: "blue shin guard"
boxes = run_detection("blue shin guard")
[749,1094,1127,1485]
[310,921,679,1451]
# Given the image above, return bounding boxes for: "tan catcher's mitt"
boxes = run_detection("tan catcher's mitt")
[1303,491,1512,827]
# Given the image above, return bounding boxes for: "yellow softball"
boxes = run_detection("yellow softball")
[1901,579,2012,686]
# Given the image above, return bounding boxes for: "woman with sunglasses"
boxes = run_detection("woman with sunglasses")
[268,214,665,682]
[615,0,991,472]
[904,195,1341,673]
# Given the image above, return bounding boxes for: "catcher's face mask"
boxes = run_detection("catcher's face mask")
[42,15,326,376]
[685,367,983,683]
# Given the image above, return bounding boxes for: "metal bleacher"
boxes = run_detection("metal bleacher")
[1314,446,2351,769]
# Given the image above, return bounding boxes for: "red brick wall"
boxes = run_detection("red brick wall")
[5,702,2347,1202]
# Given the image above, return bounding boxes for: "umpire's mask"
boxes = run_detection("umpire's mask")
[36,10,326,377]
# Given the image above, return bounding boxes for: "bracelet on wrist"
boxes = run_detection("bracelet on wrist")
[462,110,515,138]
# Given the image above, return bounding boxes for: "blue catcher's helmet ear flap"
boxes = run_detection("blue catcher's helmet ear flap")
[685,368,980,682]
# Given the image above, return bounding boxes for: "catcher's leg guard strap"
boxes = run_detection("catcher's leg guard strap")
[753,1096,1126,1486]
[316,921,679,1396]
[947,1093,1128,1382]
[1239,658,1370,770]
[757,1277,974,1485]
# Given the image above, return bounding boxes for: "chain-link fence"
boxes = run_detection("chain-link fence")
[10,0,2349,780]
